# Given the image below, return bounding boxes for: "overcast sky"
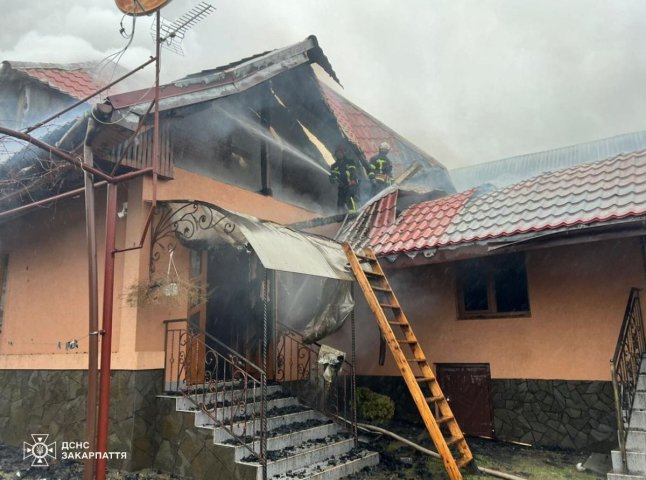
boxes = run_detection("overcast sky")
[2,0,646,169]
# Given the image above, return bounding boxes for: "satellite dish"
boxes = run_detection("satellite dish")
[114,0,174,16]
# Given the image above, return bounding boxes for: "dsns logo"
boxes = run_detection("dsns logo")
[23,434,56,467]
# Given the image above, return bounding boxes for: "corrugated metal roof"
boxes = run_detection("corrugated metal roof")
[108,35,340,113]
[450,130,646,191]
[372,150,646,256]
[1,61,103,101]
[318,82,455,194]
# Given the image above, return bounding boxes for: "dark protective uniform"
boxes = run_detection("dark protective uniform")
[330,154,360,212]
[368,153,393,195]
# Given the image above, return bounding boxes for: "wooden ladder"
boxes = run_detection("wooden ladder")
[343,244,475,480]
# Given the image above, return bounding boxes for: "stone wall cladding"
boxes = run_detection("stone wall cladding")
[151,397,255,480]
[492,379,616,451]
[357,375,616,451]
[0,369,163,470]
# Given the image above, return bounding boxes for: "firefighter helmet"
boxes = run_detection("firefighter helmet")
[378,142,390,153]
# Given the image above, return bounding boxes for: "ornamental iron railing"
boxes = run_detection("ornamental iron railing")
[163,319,267,474]
[610,288,646,473]
[275,322,358,446]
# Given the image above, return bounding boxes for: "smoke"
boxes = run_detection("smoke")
[2,0,646,168]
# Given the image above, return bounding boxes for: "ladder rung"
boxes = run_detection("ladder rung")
[445,435,463,447]
[436,415,453,425]
[407,357,427,363]
[425,395,444,403]
[456,456,472,468]
[388,321,408,326]
[356,254,376,263]
[379,303,400,309]
[398,339,417,344]
[372,286,392,293]
[363,270,384,278]
[415,376,436,384]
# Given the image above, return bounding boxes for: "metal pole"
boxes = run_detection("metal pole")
[351,282,358,447]
[261,270,268,480]
[95,183,118,480]
[152,10,161,209]
[83,119,100,480]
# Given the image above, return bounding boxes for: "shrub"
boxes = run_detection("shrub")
[357,387,395,422]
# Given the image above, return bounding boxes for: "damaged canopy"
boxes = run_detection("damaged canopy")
[165,200,352,281]
[164,200,354,342]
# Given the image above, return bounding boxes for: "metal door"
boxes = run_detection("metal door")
[437,363,495,438]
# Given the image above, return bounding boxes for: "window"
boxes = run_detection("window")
[456,253,530,318]
[0,255,8,331]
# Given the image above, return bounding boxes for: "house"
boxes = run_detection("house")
[336,149,646,457]
[0,60,107,131]
[0,37,457,479]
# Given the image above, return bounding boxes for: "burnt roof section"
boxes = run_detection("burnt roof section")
[318,81,455,194]
[108,35,340,113]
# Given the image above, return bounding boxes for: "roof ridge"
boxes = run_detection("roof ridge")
[3,60,101,71]
[451,130,646,173]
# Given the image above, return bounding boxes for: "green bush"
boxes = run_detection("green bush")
[356,387,395,422]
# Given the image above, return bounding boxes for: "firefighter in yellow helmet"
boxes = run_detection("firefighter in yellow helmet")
[329,145,360,212]
[368,142,393,195]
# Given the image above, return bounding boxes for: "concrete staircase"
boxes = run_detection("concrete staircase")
[608,355,646,480]
[174,384,379,480]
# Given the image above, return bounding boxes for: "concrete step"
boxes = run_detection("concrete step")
[638,373,646,391]
[211,409,324,443]
[274,449,379,480]
[635,393,646,410]
[612,450,646,475]
[227,422,341,462]
[176,385,282,411]
[632,411,646,430]
[194,396,299,426]
[254,437,356,478]
[627,429,646,450]
[607,473,646,480]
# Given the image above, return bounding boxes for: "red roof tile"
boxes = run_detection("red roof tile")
[8,62,103,101]
[372,190,474,255]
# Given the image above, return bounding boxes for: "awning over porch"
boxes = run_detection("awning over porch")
[163,200,353,281]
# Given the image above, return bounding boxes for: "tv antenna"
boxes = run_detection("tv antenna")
[151,2,215,56]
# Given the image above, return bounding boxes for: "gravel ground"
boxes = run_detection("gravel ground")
[0,422,609,479]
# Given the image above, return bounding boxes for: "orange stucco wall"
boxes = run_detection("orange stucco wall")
[330,237,646,381]
[0,169,323,370]
[148,168,322,224]
[0,189,132,369]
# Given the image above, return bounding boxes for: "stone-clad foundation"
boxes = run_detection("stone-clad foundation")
[356,376,616,451]
[0,369,163,471]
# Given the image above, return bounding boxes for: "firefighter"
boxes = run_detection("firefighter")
[329,145,360,212]
[368,141,393,195]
